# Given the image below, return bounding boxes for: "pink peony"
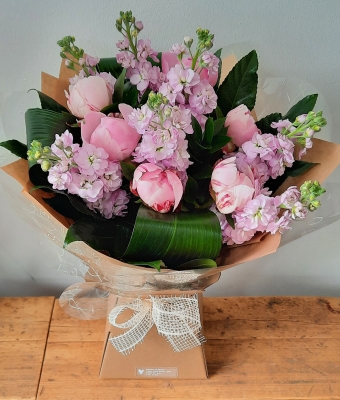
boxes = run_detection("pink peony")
[66,75,113,118]
[224,104,260,148]
[211,157,255,214]
[81,104,140,162]
[131,163,183,213]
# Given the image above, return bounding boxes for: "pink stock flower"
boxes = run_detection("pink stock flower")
[65,75,113,118]
[161,52,219,87]
[116,51,136,68]
[81,105,140,162]
[211,157,255,214]
[128,61,160,92]
[67,172,104,202]
[236,194,278,232]
[73,143,109,176]
[224,105,260,148]
[131,163,183,213]
[48,164,72,190]
[86,189,129,219]
[167,64,200,93]
[223,223,256,245]
[189,81,217,114]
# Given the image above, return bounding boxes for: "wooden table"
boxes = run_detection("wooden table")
[1,296,340,399]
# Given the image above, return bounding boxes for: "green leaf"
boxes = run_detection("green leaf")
[256,112,283,135]
[215,106,224,119]
[191,116,203,143]
[123,206,222,268]
[128,260,163,272]
[286,160,318,177]
[188,163,213,180]
[225,213,235,229]
[123,83,138,108]
[64,216,135,258]
[0,140,27,159]
[100,103,119,115]
[112,69,126,104]
[29,90,69,113]
[43,194,88,221]
[120,161,136,181]
[25,108,77,167]
[217,50,258,116]
[213,48,222,90]
[266,160,318,193]
[139,88,151,106]
[35,185,97,217]
[28,164,50,188]
[209,135,231,153]
[96,57,123,78]
[213,117,226,136]
[175,258,217,270]
[183,175,199,204]
[283,94,318,122]
[203,117,214,145]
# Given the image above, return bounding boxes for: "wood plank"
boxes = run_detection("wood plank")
[37,297,340,400]
[0,297,54,400]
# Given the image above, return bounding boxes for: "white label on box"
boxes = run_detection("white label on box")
[135,367,178,378]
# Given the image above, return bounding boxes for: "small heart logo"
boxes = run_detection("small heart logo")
[138,369,144,375]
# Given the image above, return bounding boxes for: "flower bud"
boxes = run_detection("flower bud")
[184,36,193,47]
[41,160,52,172]
[135,21,143,31]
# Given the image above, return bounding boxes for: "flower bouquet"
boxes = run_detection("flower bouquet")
[1,10,340,378]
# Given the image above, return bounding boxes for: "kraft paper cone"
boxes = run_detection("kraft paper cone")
[2,55,340,283]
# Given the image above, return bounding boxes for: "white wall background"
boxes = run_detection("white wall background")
[1,0,340,297]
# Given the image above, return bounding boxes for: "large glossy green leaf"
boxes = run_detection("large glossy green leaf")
[30,90,69,113]
[96,57,123,78]
[283,94,318,121]
[175,258,217,270]
[256,112,283,135]
[217,50,258,116]
[64,215,135,258]
[0,140,27,159]
[123,206,222,268]
[25,108,77,167]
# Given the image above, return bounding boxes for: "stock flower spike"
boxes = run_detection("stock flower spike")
[1,9,331,270]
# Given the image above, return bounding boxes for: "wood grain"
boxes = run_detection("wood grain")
[0,297,54,400]
[36,296,340,400]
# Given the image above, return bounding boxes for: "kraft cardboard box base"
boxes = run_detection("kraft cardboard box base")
[99,291,208,379]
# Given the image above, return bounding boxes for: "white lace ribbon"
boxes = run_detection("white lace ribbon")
[108,295,205,355]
